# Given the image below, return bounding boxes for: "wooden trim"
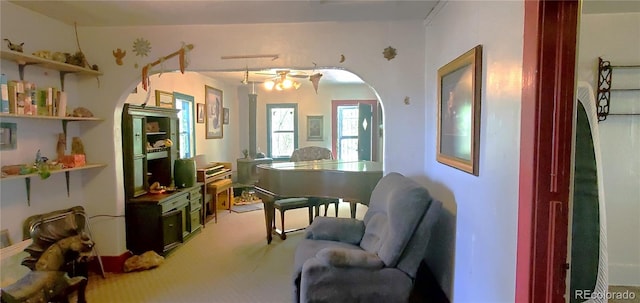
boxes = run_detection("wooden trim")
[516,0,579,302]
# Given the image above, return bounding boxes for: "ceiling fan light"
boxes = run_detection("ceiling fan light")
[293,81,301,89]
[275,82,284,91]
[282,79,293,89]
[264,80,275,90]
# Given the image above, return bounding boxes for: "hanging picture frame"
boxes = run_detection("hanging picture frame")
[307,115,324,141]
[205,85,223,139]
[155,90,174,108]
[196,103,205,124]
[436,45,482,176]
[0,122,17,150]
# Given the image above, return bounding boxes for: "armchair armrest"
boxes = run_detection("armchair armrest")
[304,217,364,245]
[316,247,383,269]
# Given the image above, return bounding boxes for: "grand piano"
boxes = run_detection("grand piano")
[254,160,383,244]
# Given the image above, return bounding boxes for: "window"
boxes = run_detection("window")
[337,105,359,161]
[267,104,298,159]
[174,92,195,159]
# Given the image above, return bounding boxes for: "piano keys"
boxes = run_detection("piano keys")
[254,160,383,244]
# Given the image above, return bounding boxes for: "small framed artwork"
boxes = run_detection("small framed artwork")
[155,90,174,108]
[196,103,205,124]
[436,44,482,176]
[223,108,229,125]
[307,115,324,141]
[205,85,223,139]
[0,122,17,150]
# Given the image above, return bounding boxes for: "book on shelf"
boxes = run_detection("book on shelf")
[0,74,8,114]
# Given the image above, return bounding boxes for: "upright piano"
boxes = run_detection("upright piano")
[196,162,232,225]
[254,160,383,244]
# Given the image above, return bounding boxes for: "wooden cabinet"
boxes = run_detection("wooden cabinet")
[122,104,201,255]
[125,184,202,255]
[122,103,179,198]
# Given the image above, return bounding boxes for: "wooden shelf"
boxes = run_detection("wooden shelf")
[0,113,102,122]
[1,164,107,206]
[0,163,107,181]
[1,50,102,76]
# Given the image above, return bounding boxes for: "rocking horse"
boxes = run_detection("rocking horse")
[1,207,97,303]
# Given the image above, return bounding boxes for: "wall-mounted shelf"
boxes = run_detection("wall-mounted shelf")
[0,113,103,137]
[0,49,102,90]
[0,164,107,206]
[596,57,640,122]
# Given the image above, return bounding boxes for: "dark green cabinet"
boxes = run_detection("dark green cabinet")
[122,104,201,255]
[122,103,179,198]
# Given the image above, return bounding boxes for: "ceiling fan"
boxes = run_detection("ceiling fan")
[258,70,308,90]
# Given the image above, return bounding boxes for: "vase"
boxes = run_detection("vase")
[174,158,196,188]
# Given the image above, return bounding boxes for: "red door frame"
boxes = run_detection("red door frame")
[516,0,579,302]
[331,100,379,161]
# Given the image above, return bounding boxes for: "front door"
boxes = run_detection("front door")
[357,103,372,161]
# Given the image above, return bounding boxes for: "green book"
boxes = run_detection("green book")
[37,89,48,116]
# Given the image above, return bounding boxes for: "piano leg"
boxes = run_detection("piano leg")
[255,190,276,244]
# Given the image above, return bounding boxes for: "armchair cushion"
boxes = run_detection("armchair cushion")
[315,247,383,269]
[304,217,364,245]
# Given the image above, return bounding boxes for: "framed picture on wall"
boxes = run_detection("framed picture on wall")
[223,108,229,125]
[0,122,17,150]
[155,90,174,108]
[436,44,482,176]
[307,115,323,141]
[196,103,205,124]
[205,85,223,139]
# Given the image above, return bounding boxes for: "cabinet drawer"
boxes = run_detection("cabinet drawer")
[161,194,189,213]
[190,198,201,210]
[190,209,202,232]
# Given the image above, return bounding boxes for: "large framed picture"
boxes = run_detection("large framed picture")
[205,85,223,139]
[155,90,174,108]
[436,45,482,176]
[307,115,323,141]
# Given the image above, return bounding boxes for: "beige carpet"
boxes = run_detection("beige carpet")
[84,203,363,303]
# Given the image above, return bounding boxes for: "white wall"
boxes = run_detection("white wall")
[0,3,91,245]
[1,2,426,257]
[578,12,640,286]
[423,2,524,302]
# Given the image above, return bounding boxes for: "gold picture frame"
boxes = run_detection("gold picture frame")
[155,90,174,108]
[205,85,223,139]
[436,45,482,176]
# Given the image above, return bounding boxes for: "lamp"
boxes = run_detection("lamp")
[264,70,301,91]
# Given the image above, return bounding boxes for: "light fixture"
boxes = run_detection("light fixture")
[264,70,301,91]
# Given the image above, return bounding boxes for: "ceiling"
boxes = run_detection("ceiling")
[8,0,638,85]
[8,0,440,85]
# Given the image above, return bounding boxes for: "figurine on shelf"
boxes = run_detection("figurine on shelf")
[71,137,85,155]
[56,133,66,161]
[3,39,24,52]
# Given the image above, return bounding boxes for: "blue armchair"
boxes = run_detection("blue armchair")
[292,172,442,303]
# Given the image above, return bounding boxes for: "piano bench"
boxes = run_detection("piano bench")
[273,197,313,240]
[207,179,234,222]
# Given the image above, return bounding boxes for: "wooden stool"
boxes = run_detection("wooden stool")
[207,178,233,223]
[273,197,313,240]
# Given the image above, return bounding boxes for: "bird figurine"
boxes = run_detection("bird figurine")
[4,39,24,52]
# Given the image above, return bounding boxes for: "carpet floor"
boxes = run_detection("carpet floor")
[83,202,362,303]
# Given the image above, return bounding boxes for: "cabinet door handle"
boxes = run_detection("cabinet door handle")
[169,224,174,227]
